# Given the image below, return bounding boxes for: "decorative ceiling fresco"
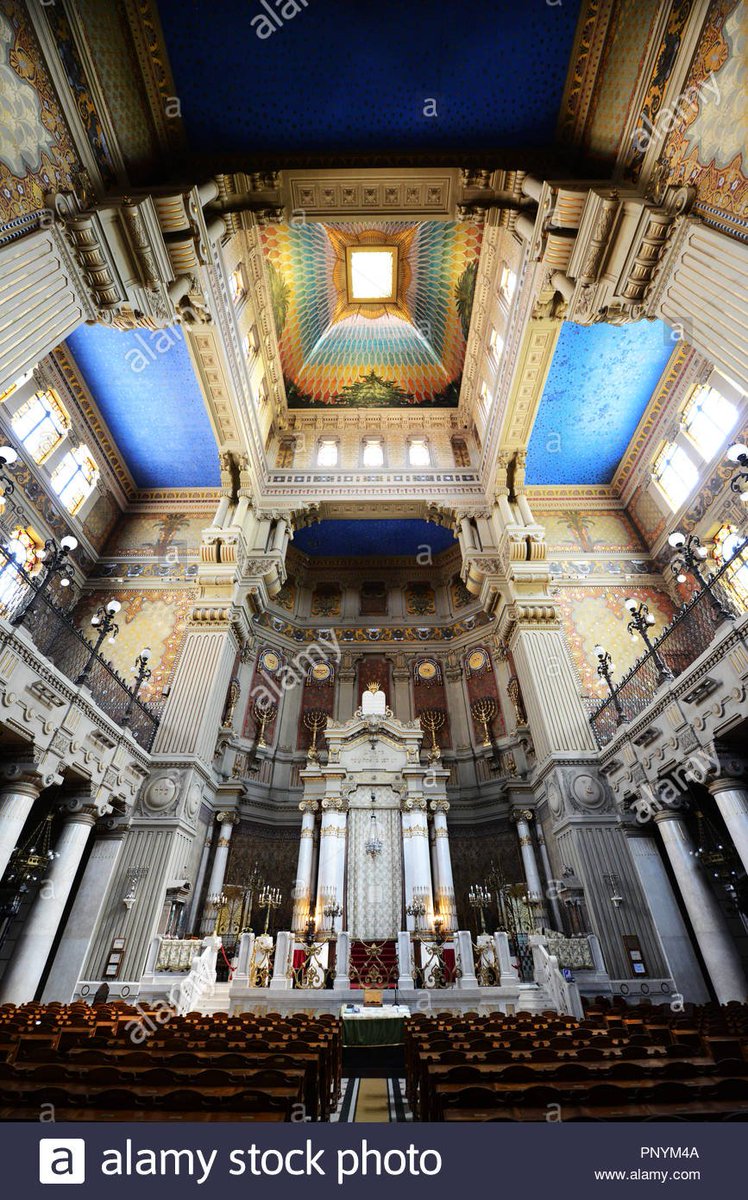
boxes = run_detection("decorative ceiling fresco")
[293,520,456,558]
[262,221,482,407]
[65,325,221,489]
[525,320,675,486]
[156,0,582,158]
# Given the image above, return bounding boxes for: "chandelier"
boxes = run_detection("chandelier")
[0,812,58,930]
[365,792,383,857]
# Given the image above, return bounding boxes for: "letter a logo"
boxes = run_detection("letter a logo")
[39,1139,86,1184]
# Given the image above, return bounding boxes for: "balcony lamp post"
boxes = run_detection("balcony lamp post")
[75,599,121,685]
[667,531,734,621]
[122,646,152,726]
[0,445,23,526]
[594,644,625,725]
[10,533,78,626]
[726,443,748,502]
[624,598,674,685]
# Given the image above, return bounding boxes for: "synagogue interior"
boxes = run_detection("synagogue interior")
[0,0,747,1123]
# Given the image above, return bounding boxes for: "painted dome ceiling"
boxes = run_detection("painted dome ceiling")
[262,220,482,407]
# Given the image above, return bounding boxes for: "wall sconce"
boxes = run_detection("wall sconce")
[603,873,624,907]
[122,866,148,909]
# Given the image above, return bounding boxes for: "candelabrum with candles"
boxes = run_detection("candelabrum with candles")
[252,697,277,749]
[468,883,491,933]
[418,708,445,760]
[259,885,282,935]
[406,886,429,932]
[303,709,328,761]
[471,697,497,747]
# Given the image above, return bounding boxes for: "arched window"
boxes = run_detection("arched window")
[317,438,338,467]
[11,389,70,463]
[713,524,748,610]
[0,527,43,606]
[407,437,430,467]
[50,444,99,514]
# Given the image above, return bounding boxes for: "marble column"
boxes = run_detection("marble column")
[511,809,545,927]
[292,799,318,930]
[430,800,457,930]
[187,822,214,933]
[315,799,347,926]
[391,665,411,723]
[0,802,97,1004]
[625,828,709,1004]
[535,823,563,931]
[41,816,129,1002]
[203,811,239,911]
[707,778,748,876]
[402,798,434,930]
[0,773,43,882]
[655,810,747,1003]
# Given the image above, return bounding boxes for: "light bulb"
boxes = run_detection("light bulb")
[646,613,655,625]
[726,442,748,463]
[140,646,152,661]
[106,599,122,614]
[696,546,708,559]
[594,644,605,658]
[624,597,637,612]
[107,635,116,644]
[60,535,78,552]
[668,531,686,549]
[60,578,70,587]
[91,615,101,627]
[0,445,18,466]
[676,573,687,584]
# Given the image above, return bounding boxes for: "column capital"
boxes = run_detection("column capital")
[320,796,348,814]
[429,799,450,813]
[299,799,319,814]
[510,808,533,824]
[707,776,748,798]
[215,810,240,826]
[653,808,685,827]
[60,802,99,827]
[0,759,55,795]
[402,795,427,812]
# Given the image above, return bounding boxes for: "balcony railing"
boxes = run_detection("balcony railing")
[588,543,747,748]
[0,547,159,752]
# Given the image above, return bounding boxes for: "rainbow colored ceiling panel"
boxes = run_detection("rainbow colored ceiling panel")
[261,221,482,407]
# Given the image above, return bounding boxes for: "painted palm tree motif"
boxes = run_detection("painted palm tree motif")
[558,510,599,552]
[144,514,191,557]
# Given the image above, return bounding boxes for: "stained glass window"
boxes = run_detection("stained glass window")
[11,389,70,463]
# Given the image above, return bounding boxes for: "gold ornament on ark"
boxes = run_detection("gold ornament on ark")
[252,697,277,748]
[471,696,497,747]
[419,708,445,759]
[303,708,328,761]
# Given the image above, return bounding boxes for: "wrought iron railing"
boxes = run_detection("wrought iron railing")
[588,545,746,748]
[0,546,159,752]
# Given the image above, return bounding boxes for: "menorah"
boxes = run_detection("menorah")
[471,696,497,747]
[303,708,328,761]
[259,885,282,935]
[419,708,445,759]
[252,697,277,748]
[468,883,491,933]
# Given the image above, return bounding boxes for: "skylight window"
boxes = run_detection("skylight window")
[653,442,699,511]
[683,383,739,461]
[347,247,397,302]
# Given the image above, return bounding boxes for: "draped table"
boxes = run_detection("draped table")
[341,1004,411,1046]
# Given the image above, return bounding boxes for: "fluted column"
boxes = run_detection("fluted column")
[0,771,44,881]
[430,799,457,930]
[707,778,748,876]
[402,797,434,930]
[510,623,596,759]
[203,811,239,912]
[41,816,129,1002]
[655,810,747,1003]
[315,799,347,925]
[292,799,318,930]
[187,822,214,933]
[0,801,98,1003]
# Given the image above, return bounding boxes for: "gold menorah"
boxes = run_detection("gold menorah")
[252,697,277,748]
[419,708,445,759]
[471,696,497,747]
[303,708,328,760]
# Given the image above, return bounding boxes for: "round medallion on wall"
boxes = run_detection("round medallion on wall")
[311,661,333,683]
[142,775,178,813]
[259,648,281,676]
[467,648,489,674]
[185,783,202,821]
[416,659,438,682]
[571,773,606,810]
[547,783,563,817]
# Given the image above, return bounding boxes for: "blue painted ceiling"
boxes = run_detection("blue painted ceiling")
[156,0,582,157]
[65,325,220,489]
[293,519,456,558]
[525,320,676,486]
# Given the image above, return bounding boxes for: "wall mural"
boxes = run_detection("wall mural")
[0,0,81,226]
[101,511,213,559]
[537,508,647,553]
[659,0,746,236]
[557,585,678,696]
[72,588,195,705]
[261,221,482,407]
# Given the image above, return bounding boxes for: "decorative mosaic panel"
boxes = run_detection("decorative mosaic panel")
[261,221,482,406]
[537,508,647,553]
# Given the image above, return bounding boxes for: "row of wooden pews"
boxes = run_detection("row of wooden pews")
[406,999,748,1121]
[0,1002,341,1122]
